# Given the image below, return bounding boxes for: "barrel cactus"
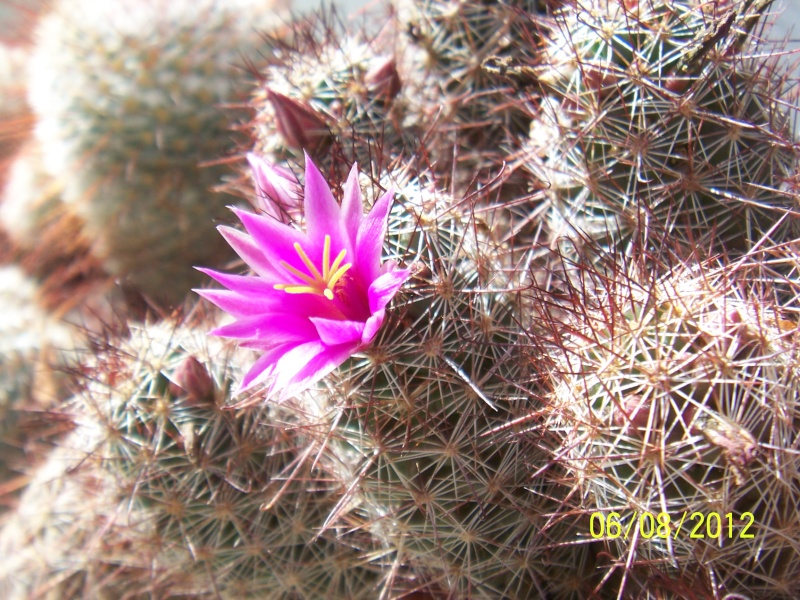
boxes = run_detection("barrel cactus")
[525,0,797,267]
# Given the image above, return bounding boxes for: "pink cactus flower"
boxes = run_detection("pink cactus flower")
[247,152,301,222]
[197,152,411,401]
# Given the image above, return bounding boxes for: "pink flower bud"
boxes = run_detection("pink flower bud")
[365,56,401,101]
[267,89,330,151]
[246,153,301,221]
[612,394,652,430]
[169,356,215,404]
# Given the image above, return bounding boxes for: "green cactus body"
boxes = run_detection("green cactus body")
[0,318,381,599]
[301,173,563,599]
[546,265,800,598]
[26,0,289,308]
[251,21,417,174]
[529,0,797,265]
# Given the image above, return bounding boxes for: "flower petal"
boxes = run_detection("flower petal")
[211,313,316,343]
[231,207,318,278]
[196,267,275,294]
[362,309,385,344]
[217,225,277,280]
[303,151,342,243]
[340,162,363,244]
[368,268,412,313]
[195,269,332,317]
[238,343,295,392]
[275,341,358,402]
[194,289,267,318]
[247,152,300,221]
[310,317,365,346]
[355,188,394,282]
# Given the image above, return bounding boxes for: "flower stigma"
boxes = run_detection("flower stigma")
[274,234,352,300]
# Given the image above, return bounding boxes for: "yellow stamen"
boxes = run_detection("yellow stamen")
[273,236,353,300]
[328,247,348,277]
[322,235,331,280]
[279,261,318,287]
[293,242,323,282]
[275,283,318,295]
[327,261,352,290]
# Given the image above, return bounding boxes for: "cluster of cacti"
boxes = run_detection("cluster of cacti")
[517,0,800,597]
[1,0,800,599]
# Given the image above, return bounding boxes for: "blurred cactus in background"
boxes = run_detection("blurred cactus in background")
[1,0,799,598]
[0,266,75,513]
[24,0,290,309]
[0,43,33,193]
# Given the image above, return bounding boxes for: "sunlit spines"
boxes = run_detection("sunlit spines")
[541,260,800,598]
[524,0,798,272]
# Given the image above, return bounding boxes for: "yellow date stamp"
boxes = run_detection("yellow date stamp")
[589,511,756,541]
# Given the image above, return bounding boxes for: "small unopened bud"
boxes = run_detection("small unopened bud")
[366,56,401,100]
[612,394,652,430]
[169,356,215,404]
[247,153,301,221]
[267,89,330,150]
